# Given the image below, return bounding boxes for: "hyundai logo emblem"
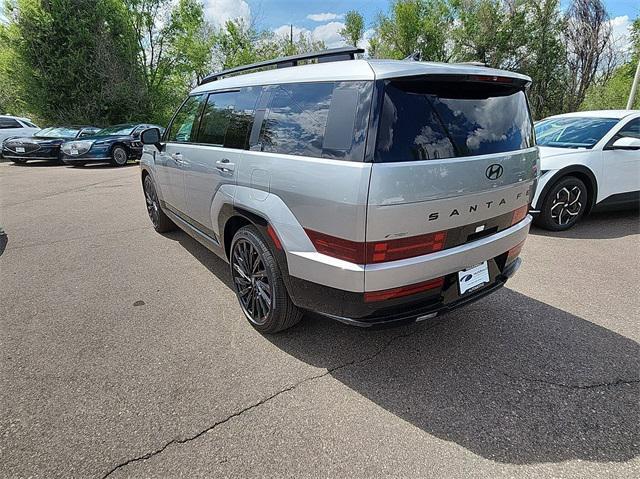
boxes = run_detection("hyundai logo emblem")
[485,164,504,180]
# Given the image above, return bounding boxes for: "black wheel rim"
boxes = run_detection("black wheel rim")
[144,179,160,227]
[550,185,583,226]
[231,239,272,325]
[114,148,127,165]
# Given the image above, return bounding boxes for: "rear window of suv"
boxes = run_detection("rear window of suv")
[375,78,534,162]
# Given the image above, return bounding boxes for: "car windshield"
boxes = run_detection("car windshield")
[96,125,135,136]
[36,127,81,138]
[535,117,619,149]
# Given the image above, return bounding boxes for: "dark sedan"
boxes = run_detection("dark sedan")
[60,123,162,167]
[2,126,100,164]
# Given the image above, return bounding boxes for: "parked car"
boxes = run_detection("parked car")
[61,123,162,167]
[532,110,640,230]
[0,115,40,151]
[2,126,100,164]
[139,47,538,333]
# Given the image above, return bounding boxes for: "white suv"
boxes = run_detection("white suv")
[0,115,40,146]
[532,110,640,230]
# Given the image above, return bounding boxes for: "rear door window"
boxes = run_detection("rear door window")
[197,91,237,146]
[376,79,534,162]
[0,118,22,129]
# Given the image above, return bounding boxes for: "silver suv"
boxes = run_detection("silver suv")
[139,47,538,333]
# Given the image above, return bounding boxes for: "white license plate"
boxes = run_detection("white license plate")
[70,149,78,155]
[16,147,25,153]
[458,262,490,295]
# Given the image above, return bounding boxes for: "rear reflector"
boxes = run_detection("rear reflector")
[511,205,528,225]
[364,277,444,303]
[266,224,282,250]
[304,229,447,264]
[506,240,526,264]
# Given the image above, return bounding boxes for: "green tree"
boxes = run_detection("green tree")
[371,0,454,61]
[581,17,640,110]
[340,10,365,47]
[4,0,144,125]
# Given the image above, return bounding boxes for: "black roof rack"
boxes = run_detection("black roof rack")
[200,46,364,85]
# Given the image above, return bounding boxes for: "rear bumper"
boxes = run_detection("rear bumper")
[288,256,522,327]
[286,215,531,293]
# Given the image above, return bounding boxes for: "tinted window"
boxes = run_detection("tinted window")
[535,117,619,149]
[376,80,534,162]
[167,95,205,142]
[257,81,371,161]
[0,118,22,129]
[197,92,237,145]
[617,118,640,140]
[97,124,137,136]
[224,87,260,149]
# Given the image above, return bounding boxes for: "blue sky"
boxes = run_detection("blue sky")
[202,0,637,52]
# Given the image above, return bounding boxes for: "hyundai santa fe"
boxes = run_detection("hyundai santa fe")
[138,47,539,333]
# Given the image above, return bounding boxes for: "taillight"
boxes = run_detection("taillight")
[304,229,366,264]
[364,277,444,303]
[506,240,525,264]
[304,229,447,264]
[366,231,447,263]
[511,205,528,225]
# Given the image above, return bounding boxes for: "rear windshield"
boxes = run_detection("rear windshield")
[375,79,534,162]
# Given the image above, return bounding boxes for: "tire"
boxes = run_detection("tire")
[143,175,176,233]
[111,145,128,166]
[230,226,302,333]
[535,176,588,231]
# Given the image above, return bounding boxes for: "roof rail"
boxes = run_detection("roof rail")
[199,46,364,85]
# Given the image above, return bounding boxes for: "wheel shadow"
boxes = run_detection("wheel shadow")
[531,208,639,240]
[172,230,639,464]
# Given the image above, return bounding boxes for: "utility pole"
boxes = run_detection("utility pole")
[627,60,640,110]
[290,24,293,49]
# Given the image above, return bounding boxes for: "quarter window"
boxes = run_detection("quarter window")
[256,81,371,161]
[167,95,205,142]
[617,118,640,140]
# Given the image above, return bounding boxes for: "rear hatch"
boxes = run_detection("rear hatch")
[365,75,538,262]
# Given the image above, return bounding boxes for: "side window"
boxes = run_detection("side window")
[0,118,22,129]
[256,81,371,161]
[197,91,237,146]
[259,82,333,158]
[617,118,640,140]
[224,86,260,149]
[167,95,205,142]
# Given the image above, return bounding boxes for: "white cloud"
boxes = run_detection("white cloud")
[203,0,251,29]
[609,15,633,56]
[306,12,343,22]
[312,21,346,48]
[273,21,347,49]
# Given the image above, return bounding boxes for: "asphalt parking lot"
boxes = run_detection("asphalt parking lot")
[1,160,639,478]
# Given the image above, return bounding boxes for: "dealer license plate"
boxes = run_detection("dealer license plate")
[458,262,490,295]
[16,147,25,153]
[70,149,78,155]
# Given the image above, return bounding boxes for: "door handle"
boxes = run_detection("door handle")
[215,159,235,172]
[171,152,183,163]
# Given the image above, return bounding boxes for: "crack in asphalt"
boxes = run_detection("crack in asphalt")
[100,315,638,478]
[100,321,442,478]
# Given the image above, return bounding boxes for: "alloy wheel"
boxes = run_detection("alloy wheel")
[231,239,272,325]
[144,178,160,227]
[113,147,127,165]
[550,185,583,226]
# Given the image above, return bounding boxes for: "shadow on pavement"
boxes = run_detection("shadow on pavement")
[6,159,62,167]
[171,229,639,465]
[531,208,639,240]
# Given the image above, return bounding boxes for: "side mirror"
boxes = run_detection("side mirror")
[140,127,162,149]
[611,137,640,150]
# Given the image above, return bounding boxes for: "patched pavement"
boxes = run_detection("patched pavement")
[1,161,638,478]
